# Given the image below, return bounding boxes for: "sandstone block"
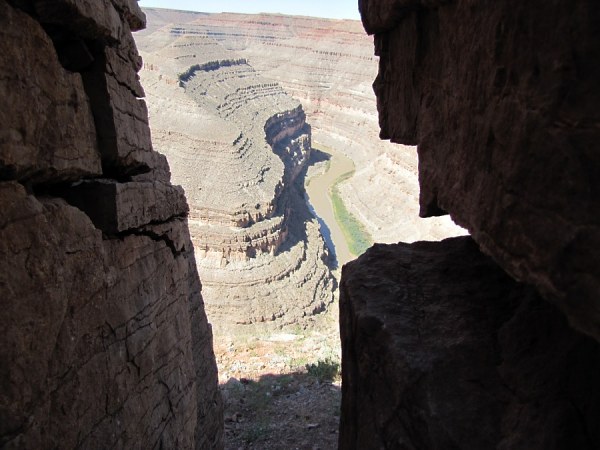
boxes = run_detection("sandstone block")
[106,43,145,98]
[0,1,101,183]
[339,237,600,449]
[359,0,450,33]
[111,0,146,31]
[61,179,188,234]
[0,180,222,448]
[83,65,159,175]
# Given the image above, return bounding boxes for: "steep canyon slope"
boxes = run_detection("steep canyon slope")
[136,8,464,249]
[136,24,334,330]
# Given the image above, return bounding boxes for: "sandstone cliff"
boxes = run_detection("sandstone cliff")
[339,0,600,447]
[136,25,334,328]
[0,1,222,448]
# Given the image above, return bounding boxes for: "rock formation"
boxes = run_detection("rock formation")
[137,8,464,246]
[136,25,334,329]
[339,0,600,447]
[0,1,222,448]
[361,0,600,340]
[340,237,600,449]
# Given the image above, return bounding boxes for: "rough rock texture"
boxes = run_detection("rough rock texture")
[0,1,222,448]
[361,0,600,340]
[338,1,600,447]
[136,9,464,246]
[340,237,600,449]
[135,24,334,329]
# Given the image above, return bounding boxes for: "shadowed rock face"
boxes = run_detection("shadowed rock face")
[338,0,600,447]
[0,1,222,448]
[135,21,334,328]
[361,0,600,340]
[340,238,600,449]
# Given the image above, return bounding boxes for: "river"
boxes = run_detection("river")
[305,145,356,267]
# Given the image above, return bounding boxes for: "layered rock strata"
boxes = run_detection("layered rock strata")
[361,0,600,340]
[0,1,222,448]
[340,237,600,449]
[137,30,333,327]
[137,8,464,245]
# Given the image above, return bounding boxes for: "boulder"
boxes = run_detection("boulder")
[340,237,600,449]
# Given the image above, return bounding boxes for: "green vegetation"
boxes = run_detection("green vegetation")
[305,357,341,383]
[330,170,373,256]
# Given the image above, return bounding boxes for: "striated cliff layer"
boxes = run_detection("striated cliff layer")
[0,1,222,448]
[138,8,464,245]
[339,0,600,447]
[136,28,334,328]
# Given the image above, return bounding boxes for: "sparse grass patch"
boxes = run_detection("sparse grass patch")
[330,170,373,256]
[242,421,270,444]
[290,356,310,369]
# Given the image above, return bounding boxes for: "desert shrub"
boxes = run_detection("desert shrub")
[305,357,341,382]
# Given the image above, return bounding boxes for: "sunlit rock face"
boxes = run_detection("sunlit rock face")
[138,8,465,247]
[0,1,222,448]
[136,16,334,329]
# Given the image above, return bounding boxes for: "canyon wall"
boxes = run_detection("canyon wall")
[138,8,464,246]
[339,0,600,447]
[0,1,222,448]
[136,25,334,329]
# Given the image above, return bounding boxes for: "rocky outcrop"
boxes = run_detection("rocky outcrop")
[338,0,600,447]
[137,8,464,245]
[0,1,222,448]
[136,29,333,329]
[340,237,600,449]
[361,0,600,340]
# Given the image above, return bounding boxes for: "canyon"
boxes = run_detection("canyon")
[134,8,464,333]
[136,17,334,331]
[2,1,598,449]
[140,8,464,245]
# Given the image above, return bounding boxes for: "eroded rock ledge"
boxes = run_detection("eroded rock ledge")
[0,1,222,448]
